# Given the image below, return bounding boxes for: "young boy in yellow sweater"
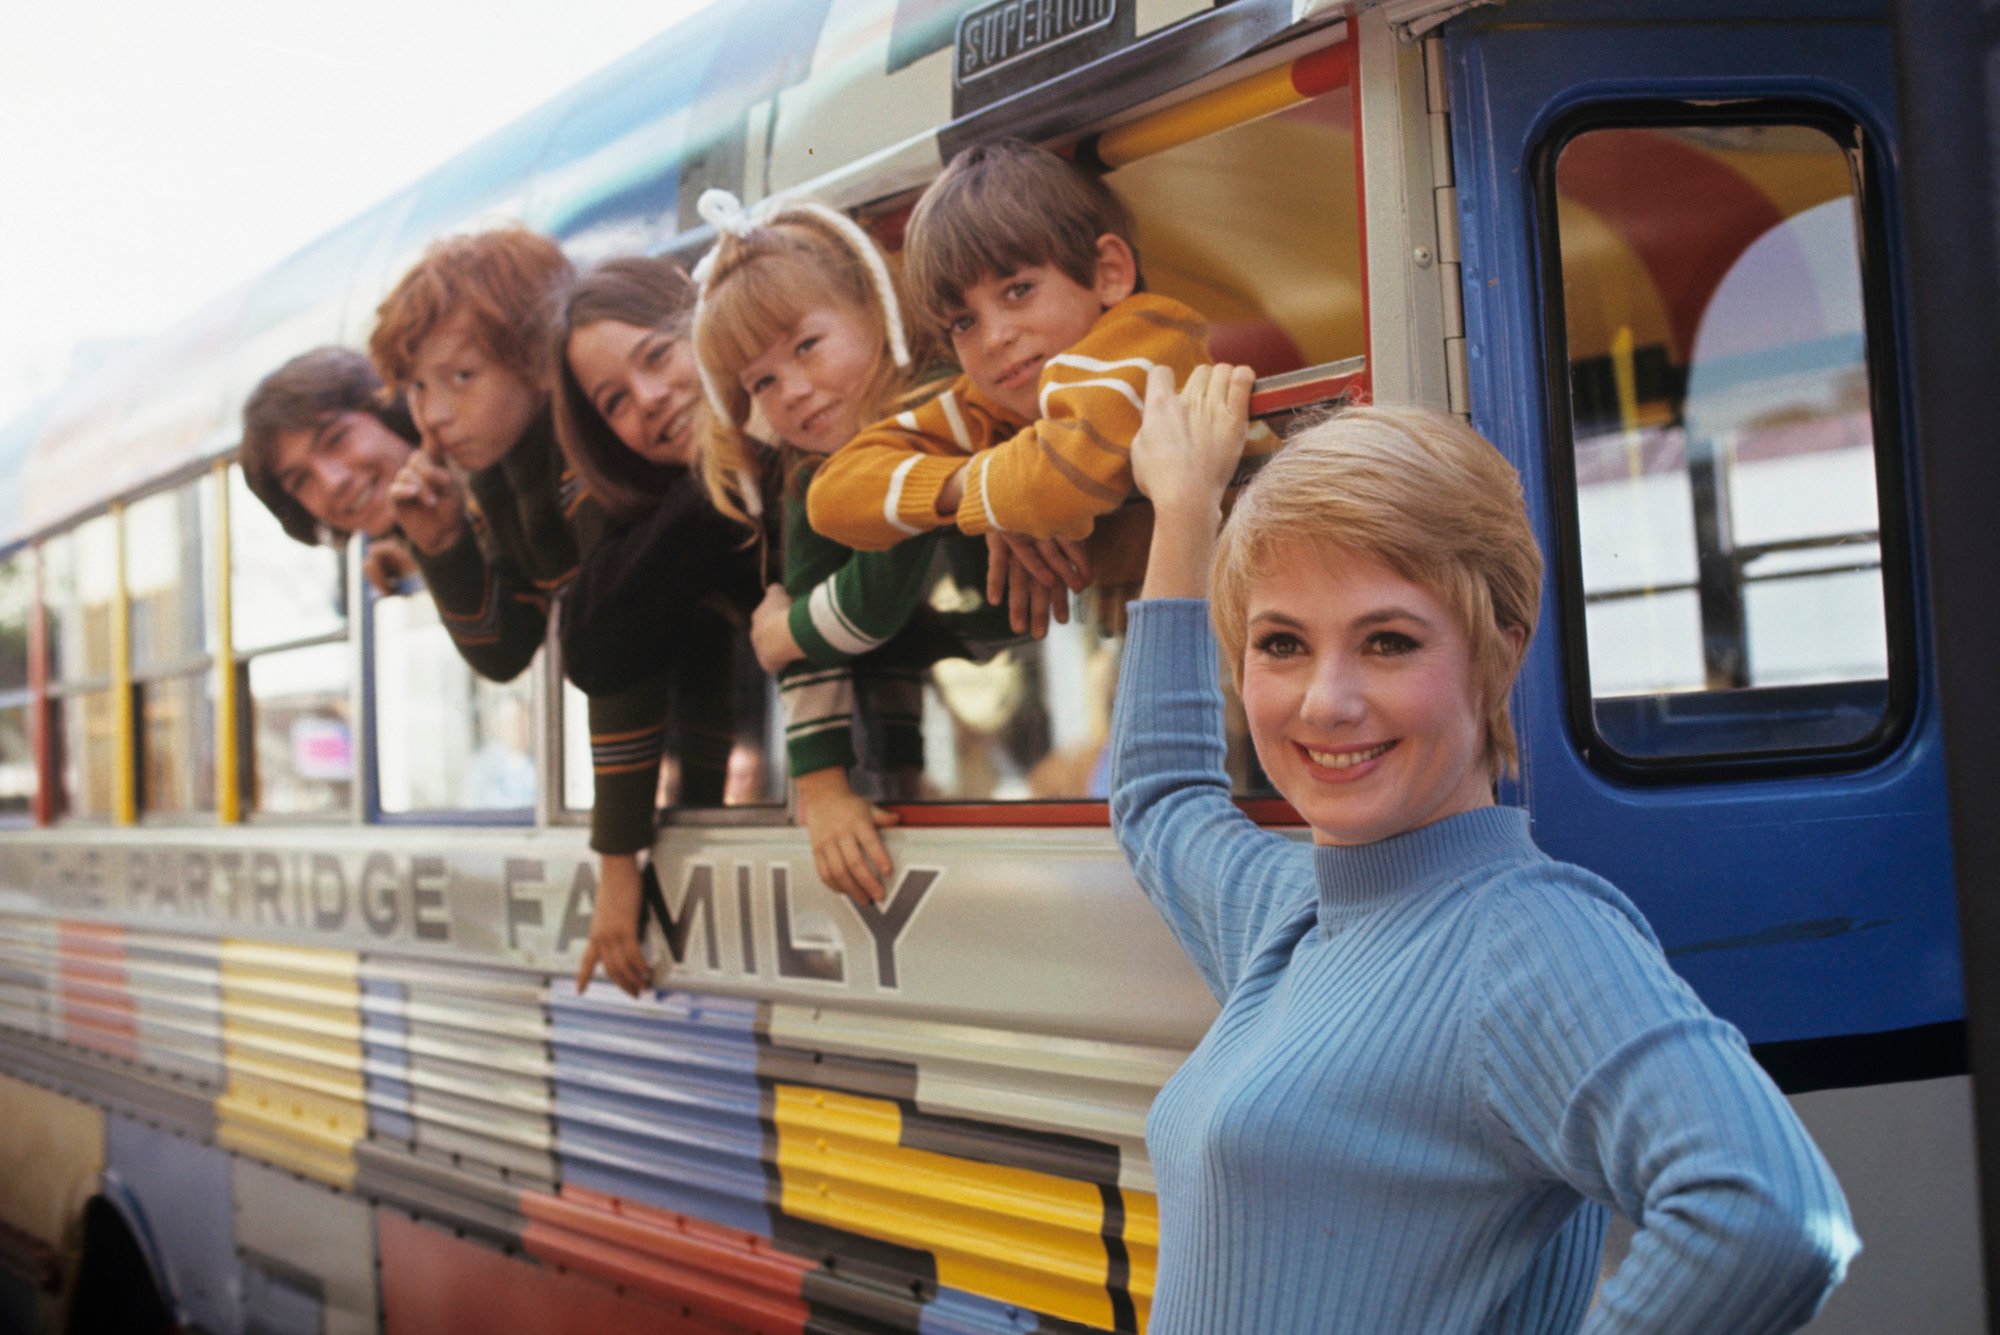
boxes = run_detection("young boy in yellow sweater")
[805,139,1213,608]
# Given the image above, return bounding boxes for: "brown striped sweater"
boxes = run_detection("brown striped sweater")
[806,294,1211,550]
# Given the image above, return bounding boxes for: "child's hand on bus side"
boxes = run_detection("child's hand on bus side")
[751,584,806,673]
[389,450,468,557]
[795,767,897,905]
[362,537,419,596]
[985,532,1092,638]
[576,852,651,996]
[1132,363,1254,518]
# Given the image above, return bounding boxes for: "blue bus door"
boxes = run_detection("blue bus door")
[1443,3,1962,1087]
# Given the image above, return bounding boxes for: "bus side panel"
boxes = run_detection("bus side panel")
[1789,1077,1983,1331]
[104,1112,243,1335]
[0,1073,101,1328]
[378,1207,753,1335]
[123,929,224,1088]
[231,1157,377,1335]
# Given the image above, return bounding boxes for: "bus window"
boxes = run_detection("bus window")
[901,88,1364,805]
[371,590,535,817]
[0,551,31,817]
[229,466,352,817]
[127,483,218,815]
[1547,117,1894,766]
[44,516,119,819]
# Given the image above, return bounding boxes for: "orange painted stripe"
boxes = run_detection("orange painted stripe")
[519,1184,810,1334]
[56,922,137,1058]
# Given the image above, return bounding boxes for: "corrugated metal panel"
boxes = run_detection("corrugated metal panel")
[55,922,138,1061]
[519,1183,812,1333]
[105,1114,243,1335]
[380,1207,755,1335]
[359,975,416,1143]
[0,916,58,1042]
[215,942,365,1187]
[360,957,555,1188]
[122,930,224,1087]
[771,1083,1118,1330]
[765,1002,1175,1192]
[231,1157,376,1335]
[546,985,770,1238]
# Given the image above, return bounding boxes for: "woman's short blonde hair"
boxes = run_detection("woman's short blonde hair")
[1211,404,1544,778]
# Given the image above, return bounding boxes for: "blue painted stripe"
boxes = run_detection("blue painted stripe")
[105,1115,243,1335]
[360,976,415,1142]
[917,1286,1043,1335]
[547,985,769,1237]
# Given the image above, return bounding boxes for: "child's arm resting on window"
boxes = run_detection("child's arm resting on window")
[955,296,1210,542]
[806,390,984,551]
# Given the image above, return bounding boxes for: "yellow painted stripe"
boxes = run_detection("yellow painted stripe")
[213,461,239,824]
[1095,61,1304,169]
[218,941,363,1187]
[774,1084,1115,1328]
[1125,1187,1160,1330]
[110,501,134,825]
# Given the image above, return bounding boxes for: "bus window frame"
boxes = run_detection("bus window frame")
[1531,98,1918,784]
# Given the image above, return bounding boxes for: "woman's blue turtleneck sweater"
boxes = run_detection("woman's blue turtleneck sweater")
[1110,600,1856,1333]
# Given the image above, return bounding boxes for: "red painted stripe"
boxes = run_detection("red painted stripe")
[517,1185,810,1334]
[1248,367,1370,418]
[377,1208,750,1335]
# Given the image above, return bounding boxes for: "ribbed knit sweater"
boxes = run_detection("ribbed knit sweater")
[1110,600,1857,1334]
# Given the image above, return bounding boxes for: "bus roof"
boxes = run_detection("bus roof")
[1,0,1346,549]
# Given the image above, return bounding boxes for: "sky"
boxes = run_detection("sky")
[0,0,723,430]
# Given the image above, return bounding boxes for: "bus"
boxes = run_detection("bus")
[0,0,1990,1330]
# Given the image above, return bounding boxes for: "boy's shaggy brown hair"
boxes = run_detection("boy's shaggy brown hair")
[902,138,1137,332]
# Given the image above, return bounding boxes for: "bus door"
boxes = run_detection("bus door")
[1440,2,1974,1326]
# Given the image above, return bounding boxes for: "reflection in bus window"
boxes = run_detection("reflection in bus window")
[45,515,117,686]
[1553,120,1889,762]
[230,466,346,651]
[230,465,352,817]
[57,691,117,819]
[372,590,535,815]
[0,552,29,815]
[129,482,218,815]
[245,643,353,817]
[140,673,216,815]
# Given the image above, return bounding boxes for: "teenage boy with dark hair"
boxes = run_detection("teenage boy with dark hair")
[239,345,461,596]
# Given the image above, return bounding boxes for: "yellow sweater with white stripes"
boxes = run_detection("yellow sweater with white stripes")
[807,293,1210,550]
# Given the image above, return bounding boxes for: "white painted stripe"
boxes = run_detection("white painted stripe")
[808,582,881,657]
[976,454,1003,534]
[881,455,925,536]
[937,390,974,452]
[1040,375,1146,418]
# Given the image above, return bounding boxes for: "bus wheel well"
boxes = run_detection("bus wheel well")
[64,1196,174,1335]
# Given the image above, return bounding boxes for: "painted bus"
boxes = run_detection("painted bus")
[0,0,1991,1330]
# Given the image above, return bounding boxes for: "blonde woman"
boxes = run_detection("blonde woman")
[1112,365,1857,1332]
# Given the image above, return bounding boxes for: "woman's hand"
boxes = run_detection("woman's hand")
[388,450,467,557]
[575,852,650,996]
[1134,363,1255,601]
[751,584,806,672]
[985,532,1092,638]
[795,767,898,905]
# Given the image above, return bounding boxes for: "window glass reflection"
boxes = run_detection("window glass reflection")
[126,485,213,671]
[372,591,535,814]
[230,466,347,651]
[1554,121,1889,760]
[245,641,353,816]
